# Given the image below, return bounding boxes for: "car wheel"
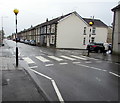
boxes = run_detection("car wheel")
[95,49,98,53]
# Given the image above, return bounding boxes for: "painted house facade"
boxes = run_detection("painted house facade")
[15,11,108,49]
[107,26,113,43]
[112,4,120,54]
[56,12,108,49]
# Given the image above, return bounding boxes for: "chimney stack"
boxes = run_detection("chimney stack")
[46,18,48,22]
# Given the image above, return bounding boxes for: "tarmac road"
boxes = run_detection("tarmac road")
[5,39,120,102]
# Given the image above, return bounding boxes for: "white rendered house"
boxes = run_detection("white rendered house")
[55,12,108,49]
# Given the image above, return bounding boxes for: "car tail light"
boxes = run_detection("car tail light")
[92,45,97,47]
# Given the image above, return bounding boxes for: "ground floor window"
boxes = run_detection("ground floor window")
[50,35,55,44]
[91,37,95,43]
[83,37,86,45]
[44,35,47,43]
[36,35,40,43]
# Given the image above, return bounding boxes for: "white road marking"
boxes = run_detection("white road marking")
[36,56,50,63]
[101,69,107,72]
[23,57,35,64]
[85,61,92,64]
[45,64,54,67]
[109,72,120,78]
[60,55,76,61]
[88,66,102,71]
[82,56,99,60]
[77,63,107,72]
[96,61,102,63]
[40,50,43,52]
[30,69,64,102]
[115,63,120,65]
[108,61,113,64]
[77,64,90,68]
[29,66,38,69]
[96,77,101,82]
[71,55,87,60]
[51,80,64,102]
[59,63,68,65]
[30,69,52,80]
[48,56,63,62]
[73,62,81,64]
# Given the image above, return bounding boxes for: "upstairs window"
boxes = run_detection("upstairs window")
[47,25,51,34]
[41,26,46,34]
[92,27,96,35]
[51,24,55,33]
[83,27,87,35]
[40,27,44,34]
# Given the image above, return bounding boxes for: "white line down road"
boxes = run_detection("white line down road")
[30,69,64,102]
[76,63,120,77]
[109,72,120,78]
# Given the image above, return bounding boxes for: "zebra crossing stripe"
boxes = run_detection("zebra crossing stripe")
[29,66,38,69]
[36,56,50,62]
[71,55,87,60]
[59,63,68,65]
[23,57,35,64]
[73,62,81,64]
[48,56,63,61]
[45,64,54,67]
[60,55,76,61]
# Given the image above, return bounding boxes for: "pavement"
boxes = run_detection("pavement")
[0,44,48,102]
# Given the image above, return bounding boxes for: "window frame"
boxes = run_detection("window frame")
[92,27,96,35]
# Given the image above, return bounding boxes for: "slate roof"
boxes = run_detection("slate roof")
[24,11,108,32]
[112,4,120,11]
[35,12,73,27]
[82,18,108,27]
[36,11,108,28]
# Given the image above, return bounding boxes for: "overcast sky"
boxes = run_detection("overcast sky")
[0,0,119,36]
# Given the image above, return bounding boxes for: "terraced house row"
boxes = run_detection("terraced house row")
[12,11,109,49]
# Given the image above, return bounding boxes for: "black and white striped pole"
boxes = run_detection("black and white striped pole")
[87,21,94,56]
[13,9,19,67]
[89,21,94,43]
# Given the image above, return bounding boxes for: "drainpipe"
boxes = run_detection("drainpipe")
[54,23,58,48]
[111,11,116,54]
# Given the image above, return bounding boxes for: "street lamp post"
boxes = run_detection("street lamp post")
[13,9,19,67]
[89,21,94,43]
[87,21,94,56]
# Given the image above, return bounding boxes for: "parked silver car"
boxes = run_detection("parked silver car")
[30,40,36,45]
[24,40,30,44]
